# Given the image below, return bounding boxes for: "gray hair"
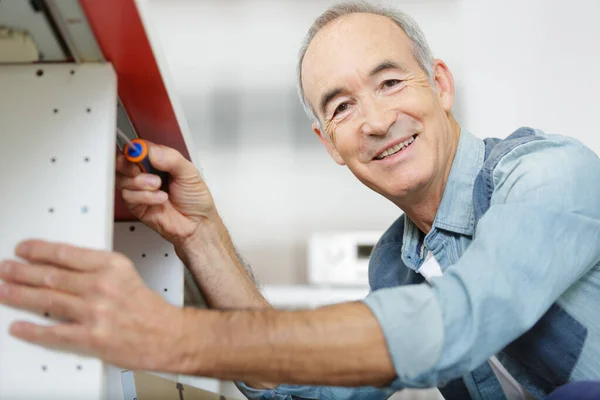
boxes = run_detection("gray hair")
[297,1,434,131]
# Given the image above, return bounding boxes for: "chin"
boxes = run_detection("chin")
[351,157,431,201]
[378,169,430,203]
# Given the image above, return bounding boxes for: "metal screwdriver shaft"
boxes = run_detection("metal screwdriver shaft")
[116,127,135,149]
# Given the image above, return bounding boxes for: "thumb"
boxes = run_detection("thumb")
[147,143,199,181]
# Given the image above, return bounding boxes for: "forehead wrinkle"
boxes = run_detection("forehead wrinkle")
[301,13,416,121]
[301,14,368,113]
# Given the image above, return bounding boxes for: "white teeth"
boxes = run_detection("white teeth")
[382,143,403,157]
[376,136,416,159]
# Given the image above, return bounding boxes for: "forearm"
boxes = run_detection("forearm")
[173,302,395,387]
[176,216,270,310]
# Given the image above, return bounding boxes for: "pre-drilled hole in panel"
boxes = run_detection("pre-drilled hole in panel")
[51,157,56,163]
[48,208,54,214]
[41,365,47,371]
[53,108,58,114]
[86,108,91,113]
[70,70,75,75]
[84,157,90,162]
[142,253,146,258]
[164,288,168,292]
[129,226,135,232]
[36,69,44,77]
[165,253,169,257]
[77,365,83,371]
[81,206,88,214]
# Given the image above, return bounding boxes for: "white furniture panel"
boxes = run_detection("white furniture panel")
[0,64,117,400]
[113,222,184,307]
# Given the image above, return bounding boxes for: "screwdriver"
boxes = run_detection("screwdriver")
[117,128,169,192]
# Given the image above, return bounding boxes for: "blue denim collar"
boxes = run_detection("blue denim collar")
[401,128,485,269]
[433,128,485,236]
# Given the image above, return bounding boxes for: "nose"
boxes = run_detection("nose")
[359,98,396,136]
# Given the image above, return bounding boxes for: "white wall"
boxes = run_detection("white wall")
[460,0,600,152]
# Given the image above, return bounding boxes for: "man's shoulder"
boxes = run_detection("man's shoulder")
[485,127,600,209]
[489,128,599,182]
[485,127,595,168]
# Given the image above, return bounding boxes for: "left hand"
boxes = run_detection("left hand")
[0,239,186,371]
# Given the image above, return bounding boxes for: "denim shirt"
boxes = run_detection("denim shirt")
[236,128,600,400]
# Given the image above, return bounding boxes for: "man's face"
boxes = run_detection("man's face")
[302,13,456,203]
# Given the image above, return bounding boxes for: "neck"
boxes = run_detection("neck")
[397,118,461,234]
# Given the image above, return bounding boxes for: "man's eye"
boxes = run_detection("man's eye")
[383,79,401,88]
[333,102,349,116]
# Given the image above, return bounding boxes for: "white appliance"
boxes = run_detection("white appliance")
[308,231,383,286]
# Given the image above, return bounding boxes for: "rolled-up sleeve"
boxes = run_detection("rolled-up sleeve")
[362,137,600,388]
[362,285,444,387]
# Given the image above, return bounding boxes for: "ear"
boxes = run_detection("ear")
[432,59,455,114]
[313,122,345,165]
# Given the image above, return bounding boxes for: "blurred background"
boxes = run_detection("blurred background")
[144,0,600,397]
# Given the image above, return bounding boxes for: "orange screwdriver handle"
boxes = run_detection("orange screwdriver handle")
[123,139,169,192]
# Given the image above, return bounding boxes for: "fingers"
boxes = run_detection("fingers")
[0,260,88,296]
[116,172,162,191]
[14,240,131,272]
[146,143,199,181]
[116,152,141,177]
[0,283,87,322]
[9,320,88,350]
[116,171,167,208]
[121,189,168,205]
[118,142,200,183]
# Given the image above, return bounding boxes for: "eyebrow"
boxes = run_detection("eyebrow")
[318,60,408,117]
[369,60,408,77]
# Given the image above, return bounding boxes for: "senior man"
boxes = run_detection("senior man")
[1,2,599,400]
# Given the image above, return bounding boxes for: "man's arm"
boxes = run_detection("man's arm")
[174,301,396,387]
[175,216,270,310]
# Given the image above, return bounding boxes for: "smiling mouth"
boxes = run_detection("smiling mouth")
[374,135,417,160]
